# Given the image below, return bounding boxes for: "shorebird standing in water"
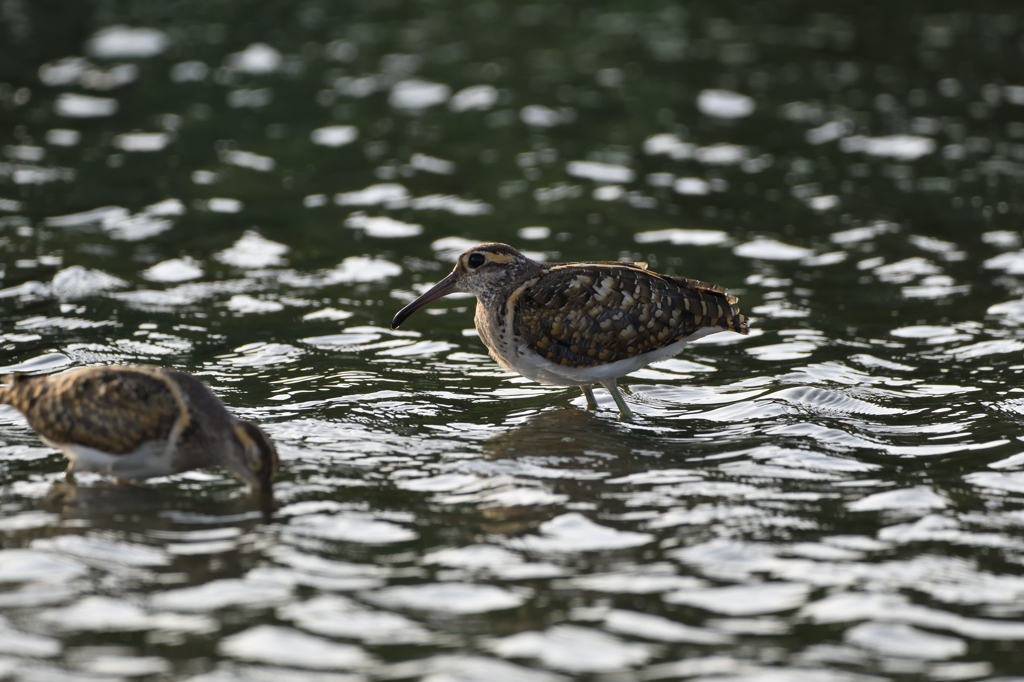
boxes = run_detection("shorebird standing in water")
[0,365,277,494]
[392,243,749,418]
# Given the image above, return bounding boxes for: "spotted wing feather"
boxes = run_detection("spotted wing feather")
[0,367,186,454]
[512,264,748,368]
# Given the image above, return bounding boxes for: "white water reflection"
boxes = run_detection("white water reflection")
[288,513,418,544]
[508,513,653,553]
[847,487,949,512]
[565,160,635,183]
[449,84,499,112]
[219,625,372,669]
[38,596,216,634]
[0,549,87,584]
[225,43,282,74]
[397,656,569,682]
[0,617,61,658]
[86,25,168,58]
[491,625,652,673]
[53,93,118,118]
[310,125,358,147]
[279,595,433,644]
[603,609,733,644]
[335,183,409,206]
[697,89,755,119]
[142,257,204,282]
[367,583,527,614]
[214,231,289,268]
[390,79,451,110]
[113,132,169,152]
[839,134,936,161]
[344,213,423,238]
[844,622,965,660]
[152,578,293,612]
[219,149,275,172]
[734,238,815,261]
[205,195,241,210]
[665,582,811,616]
[635,228,729,245]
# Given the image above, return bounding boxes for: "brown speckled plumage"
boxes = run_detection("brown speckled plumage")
[392,243,750,418]
[502,262,747,368]
[0,365,278,493]
[4,366,188,455]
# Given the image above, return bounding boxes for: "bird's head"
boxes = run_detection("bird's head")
[392,243,537,328]
[225,420,278,496]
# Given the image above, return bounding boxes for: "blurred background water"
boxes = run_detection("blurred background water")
[2,1,1024,680]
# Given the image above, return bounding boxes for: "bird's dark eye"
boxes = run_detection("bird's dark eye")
[467,253,486,268]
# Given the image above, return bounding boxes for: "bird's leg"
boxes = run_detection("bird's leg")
[600,379,634,420]
[63,465,77,484]
[581,385,598,409]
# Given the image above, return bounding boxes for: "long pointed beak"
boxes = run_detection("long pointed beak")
[392,271,459,329]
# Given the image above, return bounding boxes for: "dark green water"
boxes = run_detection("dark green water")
[2,2,1024,679]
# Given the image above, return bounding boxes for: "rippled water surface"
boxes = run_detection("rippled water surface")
[3,2,1024,680]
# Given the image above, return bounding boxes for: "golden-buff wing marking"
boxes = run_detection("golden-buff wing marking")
[509,264,749,368]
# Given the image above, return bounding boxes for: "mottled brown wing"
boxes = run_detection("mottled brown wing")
[512,264,748,368]
[3,367,184,454]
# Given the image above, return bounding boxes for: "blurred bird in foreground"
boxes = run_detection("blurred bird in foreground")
[0,365,277,495]
[393,243,750,418]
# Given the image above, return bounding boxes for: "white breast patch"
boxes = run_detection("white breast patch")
[48,438,180,480]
